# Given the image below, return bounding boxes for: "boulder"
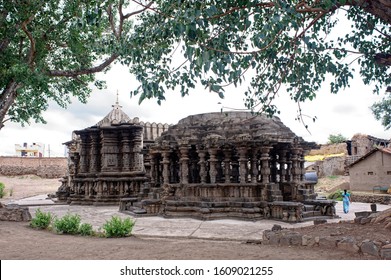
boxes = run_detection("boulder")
[380,244,391,260]
[0,203,32,222]
[302,235,316,246]
[337,237,360,253]
[360,240,380,257]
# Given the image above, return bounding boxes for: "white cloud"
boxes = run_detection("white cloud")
[0,63,389,157]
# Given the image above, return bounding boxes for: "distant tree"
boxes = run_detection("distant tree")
[327,133,348,144]
[371,87,391,130]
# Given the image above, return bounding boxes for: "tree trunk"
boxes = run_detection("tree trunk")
[360,0,391,25]
[0,81,20,130]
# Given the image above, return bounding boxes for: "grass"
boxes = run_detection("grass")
[0,182,5,198]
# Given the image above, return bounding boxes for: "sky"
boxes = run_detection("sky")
[0,61,389,157]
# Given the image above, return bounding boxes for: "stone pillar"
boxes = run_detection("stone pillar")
[238,147,248,184]
[100,130,119,173]
[131,128,143,172]
[162,150,170,184]
[279,149,287,183]
[223,147,231,183]
[285,153,292,182]
[251,148,259,183]
[197,148,207,184]
[149,152,157,184]
[121,131,131,172]
[179,145,189,184]
[270,152,278,183]
[299,151,305,181]
[89,133,99,173]
[208,148,218,184]
[260,146,271,184]
[291,147,301,183]
[79,134,89,173]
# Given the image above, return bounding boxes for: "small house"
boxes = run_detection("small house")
[349,147,391,192]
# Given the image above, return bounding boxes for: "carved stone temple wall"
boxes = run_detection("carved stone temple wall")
[58,107,337,222]
[57,101,169,205]
[141,112,333,221]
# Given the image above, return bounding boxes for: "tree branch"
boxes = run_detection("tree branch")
[20,15,36,69]
[123,1,154,19]
[47,53,119,77]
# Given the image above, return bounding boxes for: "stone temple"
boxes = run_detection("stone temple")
[58,103,337,222]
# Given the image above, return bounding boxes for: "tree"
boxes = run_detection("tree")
[327,133,347,144]
[0,0,152,129]
[126,0,390,127]
[1,1,390,131]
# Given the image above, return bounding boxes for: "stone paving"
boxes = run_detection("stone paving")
[9,196,391,241]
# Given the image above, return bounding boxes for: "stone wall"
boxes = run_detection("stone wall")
[262,227,391,259]
[0,156,67,178]
[309,156,346,177]
[351,193,391,205]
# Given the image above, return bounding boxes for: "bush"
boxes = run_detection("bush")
[79,223,94,236]
[328,189,351,201]
[53,213,81,234]
[102,216,135,238]
[30,209,53,229]
[0,182,5,198]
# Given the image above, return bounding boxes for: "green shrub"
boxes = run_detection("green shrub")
[53,213,81,234]
[30,209,53,229]
[79,223,94,236]
[102,216,135,238]
[327,189,351,201]
[0,182,5,198]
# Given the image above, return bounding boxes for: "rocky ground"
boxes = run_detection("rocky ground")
[0,175,390,260]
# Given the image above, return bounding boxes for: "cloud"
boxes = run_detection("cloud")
[0,65,389,157]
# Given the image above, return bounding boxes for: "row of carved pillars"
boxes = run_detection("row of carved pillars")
[149,144,305,185]
[77,128,143,174]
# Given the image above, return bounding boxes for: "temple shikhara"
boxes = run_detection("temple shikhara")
[58,100,336,222]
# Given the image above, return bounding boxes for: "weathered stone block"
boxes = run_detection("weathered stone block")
[290,233,302,246]
[271,224,282,231]
[337,237,360,253]
[269,233,280,245]
[279,235,290,246]
[380,244,391,259]
[313,219,327,225]
[302,235,316,246]
[360,240,380,257]
[262,230,272,240]
[0,204,32,222]
[360,217,372,225]
[318,236,338,248]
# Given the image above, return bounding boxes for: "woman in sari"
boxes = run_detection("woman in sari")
[342,189,351,214]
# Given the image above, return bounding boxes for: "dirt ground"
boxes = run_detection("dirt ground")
[0,175,390,260]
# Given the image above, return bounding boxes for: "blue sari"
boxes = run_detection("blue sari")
[342,193,350,213]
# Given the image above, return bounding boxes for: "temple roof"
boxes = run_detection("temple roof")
[94,99,132,127]
[156,111,309,146]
